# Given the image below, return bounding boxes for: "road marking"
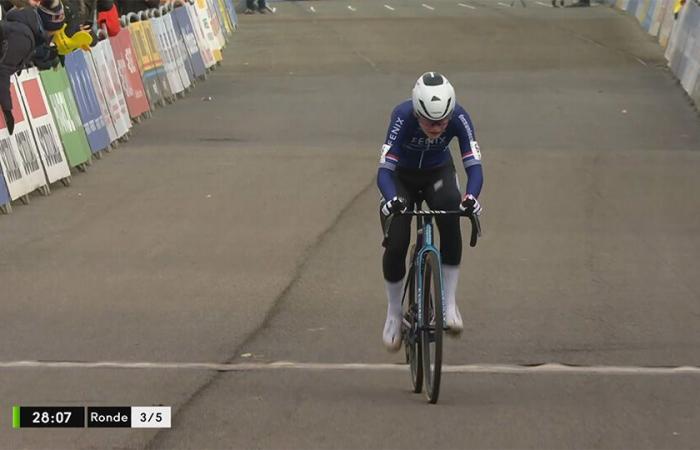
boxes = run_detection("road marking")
[309,5,316,12]
[384,4,395,10]
[497,2,510,6]
[422,3,435,9]
[347,5,356,11]
[535,1,553,5]
[458,2,477,8]
[355,51,378,70]
[4,361,700,375]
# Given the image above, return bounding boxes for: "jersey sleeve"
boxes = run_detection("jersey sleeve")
[378,105,409,171]
[377,105,410,200]
[454,106,482,170]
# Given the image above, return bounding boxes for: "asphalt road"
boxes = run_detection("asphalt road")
[2,0,700,448]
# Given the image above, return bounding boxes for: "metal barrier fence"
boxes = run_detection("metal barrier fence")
[609,0,700,108]
[0,0,237,214]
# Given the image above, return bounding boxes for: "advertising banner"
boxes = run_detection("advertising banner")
[223,0,238,29]
[110,27,151,118]
[0,78,48,200]
[83,50,118,144]
[90,40,131,139]
[667,1,700,101]
[186,3,215,69]
[16,68,72,185]
[627,0,640,16]
[220,0,237,33]
[206,0,227,49]
[152,16,185,95]
[129,21,162,106]
[173,6,207,79]
[641,0,660,33]
[38,67,92,168]
[142,20,174,101]
[64,50,111,154]
[170,10,197,84]
[658,0,676,47]
[215,0,232,36]
[0,172,10,211]
[194,0,223,63]
[164,13,193,90]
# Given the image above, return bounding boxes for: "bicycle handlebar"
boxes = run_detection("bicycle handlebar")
[382,210,482,248]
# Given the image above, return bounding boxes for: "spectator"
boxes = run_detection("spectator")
[115,0,158,15]
[62,0,95,36]
[96,0,120,36]
[6,5,58,68]
[244,0,266,14]
[0,8,39,134]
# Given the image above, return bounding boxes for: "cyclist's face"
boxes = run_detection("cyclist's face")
[417,115,449,139]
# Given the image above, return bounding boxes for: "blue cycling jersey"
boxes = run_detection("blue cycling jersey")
[377,100,483,201]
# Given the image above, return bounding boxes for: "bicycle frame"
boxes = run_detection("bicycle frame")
[410,213,444,329]
[382,200,481,403]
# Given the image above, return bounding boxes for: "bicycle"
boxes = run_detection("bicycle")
[383,198,481,404]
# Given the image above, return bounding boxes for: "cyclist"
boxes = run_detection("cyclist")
[379,72,483,352]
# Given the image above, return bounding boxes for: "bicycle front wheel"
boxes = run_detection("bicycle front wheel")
[421,251,443,404]
[404,265,422,393]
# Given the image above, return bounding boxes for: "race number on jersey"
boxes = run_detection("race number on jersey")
[470,141,482,160]
[379,144,391,163]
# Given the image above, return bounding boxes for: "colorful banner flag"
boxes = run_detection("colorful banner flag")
[152,16,185,95]
[110,27,151,118]
[90,40,131,139]
[16,68,72,185]
[39,67,92,168]
[0,78,48,200]
[64,51,111,154]
[173,6,207,79]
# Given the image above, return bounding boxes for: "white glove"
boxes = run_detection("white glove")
[460,194,482,216]
[381,196,407,217]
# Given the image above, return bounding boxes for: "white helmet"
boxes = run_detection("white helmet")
[412,72,456,121]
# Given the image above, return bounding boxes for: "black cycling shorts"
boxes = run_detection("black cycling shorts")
[379,162,462,282]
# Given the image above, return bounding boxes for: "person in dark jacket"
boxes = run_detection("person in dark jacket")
[114,0,157,15]
[5,6,58,69]
[244,0,266,14]
[0,8,40,134]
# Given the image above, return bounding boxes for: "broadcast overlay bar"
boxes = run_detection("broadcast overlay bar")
[12,406,171,428]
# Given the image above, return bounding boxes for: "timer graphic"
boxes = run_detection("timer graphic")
[12,406,171,428]
[13,406,85,428]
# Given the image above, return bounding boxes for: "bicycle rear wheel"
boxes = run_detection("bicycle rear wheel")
[421,251,443,404]
[404,266,422,393]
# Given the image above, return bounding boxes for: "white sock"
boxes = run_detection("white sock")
[384,279,404,319]
[442,265,460,312]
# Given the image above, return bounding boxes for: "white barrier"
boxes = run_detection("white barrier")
[83,50,119,145]
[610,0,700,106]
[656,0,677,46]
[16,68,72,186]
[0,79,49,202]
[152,16,186,95]
[665,1,700,104]
[187,3,216,69]
[92,40,132,138]
[164,13,193,90]
[193,0,223,63]
[1,0,239,214]
[206,0,227,49]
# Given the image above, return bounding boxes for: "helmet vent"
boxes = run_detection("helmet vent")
[422,72,444,86]
[431,96,440,101]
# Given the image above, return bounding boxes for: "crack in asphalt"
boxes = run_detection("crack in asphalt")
[145,178,376,449]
